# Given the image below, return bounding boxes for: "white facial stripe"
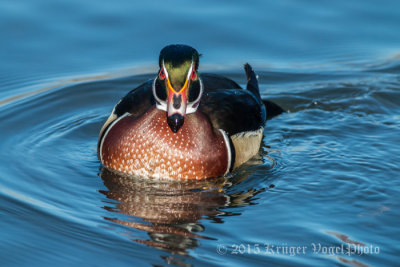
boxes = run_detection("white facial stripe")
[186,77,203,114]
[162,60,169,79]
[152,77,167,111]
[186,62,193,81]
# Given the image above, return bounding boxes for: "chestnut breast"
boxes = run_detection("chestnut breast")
[100,107,229,180]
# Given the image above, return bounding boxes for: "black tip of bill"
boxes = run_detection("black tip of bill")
[167,113,184,133]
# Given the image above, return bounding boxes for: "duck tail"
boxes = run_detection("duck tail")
[244,63,261,100]
[244,63,285,119]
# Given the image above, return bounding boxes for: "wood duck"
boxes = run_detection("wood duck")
[98,44,283,180]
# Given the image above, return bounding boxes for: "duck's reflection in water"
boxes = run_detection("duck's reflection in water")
[99,167,265,255]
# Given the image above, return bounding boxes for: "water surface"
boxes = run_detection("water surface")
[1,0,400,266]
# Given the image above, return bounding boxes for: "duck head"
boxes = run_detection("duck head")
[152,44,203,133]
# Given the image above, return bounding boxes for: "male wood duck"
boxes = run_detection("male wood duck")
[98,44,283,180]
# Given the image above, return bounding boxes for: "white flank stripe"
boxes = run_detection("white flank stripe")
[99,112,130,163]
[219,129,232,175]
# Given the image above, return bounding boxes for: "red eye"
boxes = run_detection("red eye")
[190,69,197,80]
[159,69,166,80]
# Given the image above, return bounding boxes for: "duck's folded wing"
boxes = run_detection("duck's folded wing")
[199,89,266,169]
[199,89,266,136]
[98,80,154,148]
[200,73,242,92]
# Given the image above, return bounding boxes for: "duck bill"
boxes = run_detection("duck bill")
[166,77,188,133]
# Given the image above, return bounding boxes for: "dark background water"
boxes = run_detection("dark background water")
[1,0,400,266]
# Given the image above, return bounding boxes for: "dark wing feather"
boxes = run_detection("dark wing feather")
[200,73,242,91]
[199,89,266,136]
[199,67,266,136]
[114,79,155,117]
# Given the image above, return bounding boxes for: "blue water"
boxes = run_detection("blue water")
[1,0,400,266]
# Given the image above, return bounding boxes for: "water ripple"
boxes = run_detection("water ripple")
[0,66,399,266]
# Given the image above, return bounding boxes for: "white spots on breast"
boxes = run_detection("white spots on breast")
[102,108,229,180]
